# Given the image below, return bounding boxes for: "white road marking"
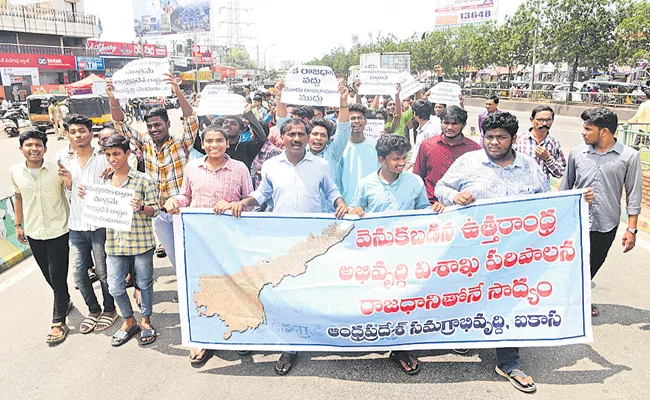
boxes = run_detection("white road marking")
[0,261,37,294]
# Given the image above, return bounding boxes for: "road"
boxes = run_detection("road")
[1,107,649,400]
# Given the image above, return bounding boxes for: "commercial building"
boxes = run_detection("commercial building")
[86,40,168,77]
[0,0,99,100]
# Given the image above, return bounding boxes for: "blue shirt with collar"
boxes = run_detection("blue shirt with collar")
[351,170,430,213]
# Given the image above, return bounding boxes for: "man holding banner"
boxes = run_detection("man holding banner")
[434,111,589,393]
[107,71,198,277]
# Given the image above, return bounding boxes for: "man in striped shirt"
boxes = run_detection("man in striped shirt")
[61,115,118,334]
[514,105,567,179]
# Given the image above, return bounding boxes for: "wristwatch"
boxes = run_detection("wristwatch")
[626,227,638,234]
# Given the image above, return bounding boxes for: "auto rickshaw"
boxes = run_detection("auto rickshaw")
[26,94,57,132]
[68,94,112,132]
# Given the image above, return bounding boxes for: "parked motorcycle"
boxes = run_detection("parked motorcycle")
[2,117,18,137]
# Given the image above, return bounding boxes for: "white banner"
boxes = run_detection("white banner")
[111,58,171,99]
[428,82,462,106]
[281,65,340,107]
[358,68,400,95]
[197,91,247,116]
[395,71,423,99]
[81,184,135,232]
[92,81,107,96]
[364,119,385,141]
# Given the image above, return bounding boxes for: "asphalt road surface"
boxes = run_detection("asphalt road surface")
[1,108,648,400]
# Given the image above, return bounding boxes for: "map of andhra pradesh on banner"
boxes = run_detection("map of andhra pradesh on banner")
[111,58,171,99]
[81,184,134,232]
[281,65,340,107]
[174,191,592,351]
[428,82,462,106]
[358,68,400,95]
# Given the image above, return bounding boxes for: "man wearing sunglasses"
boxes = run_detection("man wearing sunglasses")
[515,105,567,179]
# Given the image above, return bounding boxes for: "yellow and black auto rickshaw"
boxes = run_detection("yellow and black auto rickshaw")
[68,94,112,132]
[26,94,57,132]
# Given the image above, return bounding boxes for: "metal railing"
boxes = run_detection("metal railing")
[462,88,645,108]
[0,42,98,57]
[618,123,650,168]
[0,4,97,25]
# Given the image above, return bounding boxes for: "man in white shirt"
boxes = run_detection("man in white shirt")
[410,99,441,164]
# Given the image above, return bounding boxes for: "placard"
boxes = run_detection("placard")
[364,119,385,141]
[81,184,135,232]
[197,87,247,116]
[358,68,400,95]
[281,65,340,107]
[395,71,423,99]
[428,82,462,106]
[111,58,171,99]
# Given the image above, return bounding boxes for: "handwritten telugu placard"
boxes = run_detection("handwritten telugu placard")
[394,71,423,99]
[281,65,340,107]
[197,86,246,116]
[111,58,171,99]
[358,68,400,95]
[81,184,135,232]
[174,191,592,351]
[364,119,385,141]
[428,82,462,106]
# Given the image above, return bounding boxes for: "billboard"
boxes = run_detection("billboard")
[0,53,76,69]
[434,0,498,28]
[133,0,211,36]
[76,57,105,71]
[87,41,168,58]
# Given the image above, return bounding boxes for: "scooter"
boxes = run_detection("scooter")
[2,118,18,137]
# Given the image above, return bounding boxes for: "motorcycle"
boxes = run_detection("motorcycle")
[2,117,18,137]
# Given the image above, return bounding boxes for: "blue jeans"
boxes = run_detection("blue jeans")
[496,347,521,374]
[107,249,154,318]
[153,211,176,271]
[70,229,115,314]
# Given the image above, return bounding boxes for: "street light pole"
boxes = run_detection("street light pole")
[263,44,276,72]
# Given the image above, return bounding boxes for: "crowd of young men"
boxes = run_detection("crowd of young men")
[9,71,641,393]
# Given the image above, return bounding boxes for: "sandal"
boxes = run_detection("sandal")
[155,245,167,258]
[495,366,537,393]
[190,348,213,367]
[592,305,599,317]
[139,328,157,347]
[95,313,119,332]
[79,315,99,334]
[111,325,140,347]
[88,271,99,283]
[274,352,297,376]
[389,351,420,375]
[46,322,69,344]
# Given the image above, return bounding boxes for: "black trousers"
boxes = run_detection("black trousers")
[590,227,618,279]
[28,233,70,324]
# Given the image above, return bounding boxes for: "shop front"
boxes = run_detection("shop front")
[0,52,77,101]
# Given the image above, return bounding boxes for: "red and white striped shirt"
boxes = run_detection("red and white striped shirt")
[175,155,253,208]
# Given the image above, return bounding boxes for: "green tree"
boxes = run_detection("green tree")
[222,48,257,69]
[493,1,537,85]
[615,0,650,63]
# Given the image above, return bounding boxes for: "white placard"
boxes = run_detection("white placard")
[428,82,462,106]
[81,184,135,232]
[197,91,247,116]
[358,68,400,95]
[395,71,423,99]
[111,58,172,99]
[92,81,107,96]
[364,119,386,141]
[281,65,340,107]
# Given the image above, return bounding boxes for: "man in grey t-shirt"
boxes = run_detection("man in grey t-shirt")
[560,108,642,317]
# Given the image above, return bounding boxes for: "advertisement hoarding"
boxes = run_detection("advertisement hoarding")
[76,57,105,71]
[133,0,211,36]
[434,0,498,28]
[0,53,76,69]
[87,40,168,58]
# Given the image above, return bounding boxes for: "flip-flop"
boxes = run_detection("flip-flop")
[274,352,297,376]
[79,315,99,334]
[495,365,537,393]
[88,271,99,283]
[111,325,141,347]
[95,313,119,332]
[46,323,69,344]
[389,351,420,375]
[190,349,213,367]
[139,328,157,347]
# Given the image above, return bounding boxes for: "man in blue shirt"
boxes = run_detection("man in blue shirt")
[348,134,444,376]
[215,118,349,376]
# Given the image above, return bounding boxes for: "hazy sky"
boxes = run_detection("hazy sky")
[86,0,526,68]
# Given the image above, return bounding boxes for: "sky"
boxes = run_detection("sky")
[85,0,526,69]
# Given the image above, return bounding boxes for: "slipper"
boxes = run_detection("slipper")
[139,328,157,347]
[236,350,252,356]
[111,325,141,347]
[389,351,420,375]
[88,271,99,283]
[274,352,297,376]
[592,305,599,317]
[495,366,537,393]
[46,322,69,344]
[79,315,99,334]
[155,245,167,258]
[190,349,213,367]
[95,313,119,332]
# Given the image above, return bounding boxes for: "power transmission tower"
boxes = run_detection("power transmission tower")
[219,0,255,48]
